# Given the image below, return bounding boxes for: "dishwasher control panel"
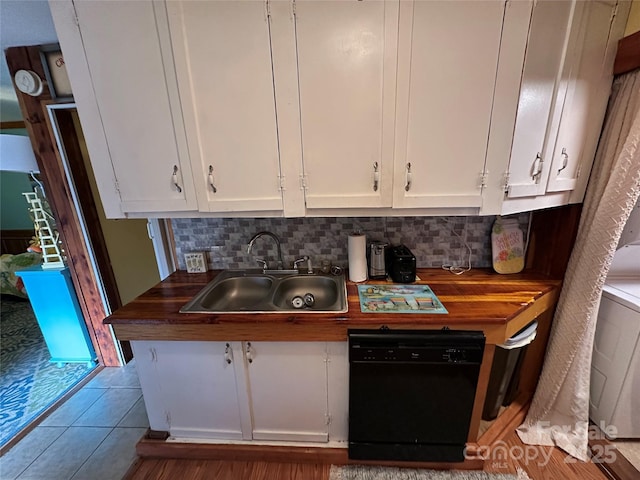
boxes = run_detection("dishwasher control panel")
[349,337,484,364]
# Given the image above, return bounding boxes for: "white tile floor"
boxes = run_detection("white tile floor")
[0,360,147,480]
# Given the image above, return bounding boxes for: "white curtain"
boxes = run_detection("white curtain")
[517,70,640,460]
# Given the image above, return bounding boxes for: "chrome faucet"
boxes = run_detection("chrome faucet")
[247,231,284,270]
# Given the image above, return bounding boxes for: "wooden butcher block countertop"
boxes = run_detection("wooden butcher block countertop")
[105,269,561,345]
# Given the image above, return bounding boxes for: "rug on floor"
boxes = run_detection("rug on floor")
[0,296,95,447]
[329,465,530,480]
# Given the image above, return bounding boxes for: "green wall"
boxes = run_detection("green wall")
[0,171,35,230]
[1,130,35,230]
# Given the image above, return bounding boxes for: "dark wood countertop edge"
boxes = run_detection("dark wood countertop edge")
[106,268,561,344]
[111,288,559,344]
[105,269,561,322]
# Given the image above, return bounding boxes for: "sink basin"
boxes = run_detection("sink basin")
[180,269,348,313]
[198,276,273,311]
[272,276,342,310]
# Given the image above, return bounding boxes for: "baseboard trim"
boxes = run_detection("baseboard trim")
[136,435,485,470]
[136,436,346,464]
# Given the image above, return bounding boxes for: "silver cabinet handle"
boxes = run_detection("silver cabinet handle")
[557,148,568,175]
[373,162,379,192]
[172,165,182,193]
[224,343,232,364]
[246,342,253,364]
[208,165,217,193]
[531,153,543,180]
[404,162,412,191]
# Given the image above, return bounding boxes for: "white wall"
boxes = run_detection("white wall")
[0,1,58,121]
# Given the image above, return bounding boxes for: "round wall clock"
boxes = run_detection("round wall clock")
[14,69,44,96]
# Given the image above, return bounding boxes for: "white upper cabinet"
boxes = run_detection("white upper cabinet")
[52,0,630,218]
[292,0,397,209]
[50,0,198,217]
[392,0,506,210]
[505,0,576,200]
[501,0,630,214]
[546,0,625,201]
[167,1,284,214]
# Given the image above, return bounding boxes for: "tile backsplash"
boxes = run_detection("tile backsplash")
[171,214,530,272]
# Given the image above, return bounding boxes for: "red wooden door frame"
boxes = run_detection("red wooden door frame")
[5,45,124,366]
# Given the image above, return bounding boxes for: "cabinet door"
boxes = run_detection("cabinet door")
[167,1,284,214]
[392,0,505,209]
[293,0,397,209]
[66,1,197,214]
[245,341,329,442]
[505,0,575,199]
[545,0,620,198]
[327,342,349,443]
[132,341,250,440]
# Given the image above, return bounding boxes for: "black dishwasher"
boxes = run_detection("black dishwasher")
[348,329,485,462]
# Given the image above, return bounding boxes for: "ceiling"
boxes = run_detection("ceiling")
[0,0,58,122]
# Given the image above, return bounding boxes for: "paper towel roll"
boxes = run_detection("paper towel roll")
[348,233,367,282]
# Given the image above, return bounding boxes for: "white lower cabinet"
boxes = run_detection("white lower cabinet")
[246,342,329,442]
[327,341,349,443]
[132,340,346,443]
[132,341,248,440]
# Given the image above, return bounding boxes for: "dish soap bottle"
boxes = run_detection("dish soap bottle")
[491,217,524,274]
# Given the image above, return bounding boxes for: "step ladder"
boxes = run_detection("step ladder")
[23,192,64,269]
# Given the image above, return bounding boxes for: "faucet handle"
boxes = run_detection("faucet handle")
[293,255,313,274]
[293,256,308,271]
[255,258,268,272]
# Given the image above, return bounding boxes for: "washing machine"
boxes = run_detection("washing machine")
[590,202,640,438]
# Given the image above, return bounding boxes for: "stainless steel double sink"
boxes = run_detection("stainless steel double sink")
[180,269,348,313]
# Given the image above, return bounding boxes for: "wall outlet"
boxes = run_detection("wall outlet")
[185,252,207,273]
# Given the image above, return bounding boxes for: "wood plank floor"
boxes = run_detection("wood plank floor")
[125,430,611,480]
[126,460,330,480]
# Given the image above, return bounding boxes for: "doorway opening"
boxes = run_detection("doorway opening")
[2,44,168,452]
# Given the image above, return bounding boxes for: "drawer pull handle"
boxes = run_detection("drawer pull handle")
[224,343,232,364]
[246,342,253,364]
